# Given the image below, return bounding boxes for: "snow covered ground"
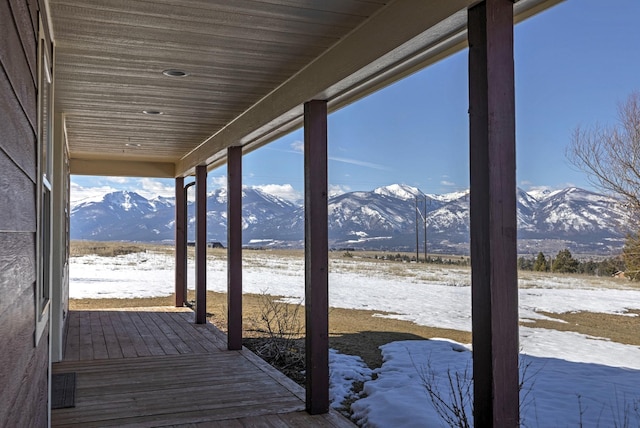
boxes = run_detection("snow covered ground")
[70,252,640,427]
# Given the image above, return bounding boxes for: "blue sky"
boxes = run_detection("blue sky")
[72,0,640,203]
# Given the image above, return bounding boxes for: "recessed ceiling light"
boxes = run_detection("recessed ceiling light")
[162,69,188,77]
[125,143,142,147]
[142,110,163,115]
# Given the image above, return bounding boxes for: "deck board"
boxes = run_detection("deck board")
[64,308,81,360]
[52,307,353,428]
[78,311,94,361]
[118,311,153,357]
[108,310,138,358]
[99,311,124,359]
[89,311,109,359]
[128,311,170,356]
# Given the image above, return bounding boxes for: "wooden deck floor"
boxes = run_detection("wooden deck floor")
[52,307,353,428]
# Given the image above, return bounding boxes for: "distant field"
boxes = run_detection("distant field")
[70,240,634,289]
[71,240,469,265]
[71,240,174,257]
[69,240,640,356]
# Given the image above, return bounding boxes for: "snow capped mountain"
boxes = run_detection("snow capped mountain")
[536,187,624,233]
[373,184,423,201]
[149,195,175,210]
[427,189,469,203]
[190,186,297,238]
[71,185,630,255]
[513,187,629,254]
[71,191,176,241]
[517,188,539,232]
[526,187,553,201]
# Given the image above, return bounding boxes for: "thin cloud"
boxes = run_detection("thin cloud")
[267,143,390,171]
[138,178,174,199]
[70,182,118,207]
[440,180,455,187]
[254,184,302,203]
[262,146,302,156]
[329,156,390,171]
[291,140,304,153]
[209,175,227,189]
[265,140,391,171]
[103,176,129,184]
[329,184,351,197]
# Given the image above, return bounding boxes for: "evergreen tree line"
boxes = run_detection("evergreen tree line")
[362,246,632,278]
[517,249,625,277]
[373,253,470,266]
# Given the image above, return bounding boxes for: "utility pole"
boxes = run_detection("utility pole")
[423,197,427,262]
[415,195,429,263]
[415,196,419,262]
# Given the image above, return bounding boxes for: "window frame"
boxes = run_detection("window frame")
[35,17,53,346]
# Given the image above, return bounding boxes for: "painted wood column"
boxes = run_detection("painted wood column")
[195,165,208,324]
[468,1,519,426]
[227,146,243,350]
[175,176,187,307]
[304,100,329,414]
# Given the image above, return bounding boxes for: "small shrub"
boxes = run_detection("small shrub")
[419,361,473,428]
[244,292,305,383]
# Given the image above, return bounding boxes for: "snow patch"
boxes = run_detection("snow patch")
[374,184,422,201]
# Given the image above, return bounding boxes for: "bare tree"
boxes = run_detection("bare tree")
[567,91,640,278]
[566,91,640,226]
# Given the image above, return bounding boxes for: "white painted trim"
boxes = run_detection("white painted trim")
[51,111,68,363]
[42,0,55,41]
[35,15,53,348]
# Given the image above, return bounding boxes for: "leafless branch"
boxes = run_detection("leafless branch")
[566,91,640,229]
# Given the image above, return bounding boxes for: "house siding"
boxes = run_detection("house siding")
[0,0,49,426]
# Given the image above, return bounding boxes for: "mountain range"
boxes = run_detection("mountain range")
[70,184,631,255]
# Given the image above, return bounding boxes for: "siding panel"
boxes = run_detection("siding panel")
[0,0,37,130]
[0,285,40,426]
[4,327,49,428]
[8,0,38,83]
[0,0,47,426]
[0,233,36,314]
[0,64,37,180]
[28,0,38,36]
[0,150,37,232]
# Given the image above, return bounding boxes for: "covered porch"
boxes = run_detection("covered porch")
[52,307,351,427]
[45,0,563,425]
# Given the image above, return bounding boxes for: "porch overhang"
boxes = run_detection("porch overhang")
[49,0,562,178]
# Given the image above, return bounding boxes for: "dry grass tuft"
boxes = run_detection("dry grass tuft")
[526,310,640,346]
[71,240,174,257]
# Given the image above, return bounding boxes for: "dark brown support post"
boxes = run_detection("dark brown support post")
[468,1,519,426]
[195,165,207,324]
[175,177,186,307]
[304,100,329,414]
[227,146,243,350]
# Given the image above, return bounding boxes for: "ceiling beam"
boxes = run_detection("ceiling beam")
[70,158,175,177]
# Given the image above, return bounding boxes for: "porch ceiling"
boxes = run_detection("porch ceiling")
[49,0,560,178]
